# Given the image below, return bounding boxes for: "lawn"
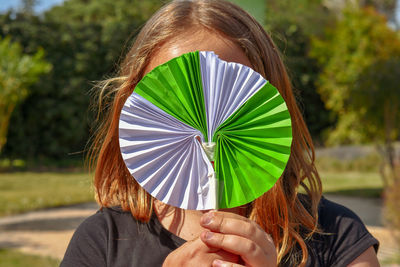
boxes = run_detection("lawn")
[0,152,386,218]
[0,165,387,266]
[0,249,60,267]
[320,171,383,198]
[0,169,384,217]
[0,172,94,216]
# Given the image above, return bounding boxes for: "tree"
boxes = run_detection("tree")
[311,5,400,145]
[20,0,39,15]
[0,36,51,153]
[264,0,335,143]
[312,5,400,239]
[0,0,162,160]
[349,58,400,186]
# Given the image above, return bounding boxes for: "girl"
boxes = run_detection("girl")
[61,1,379,266]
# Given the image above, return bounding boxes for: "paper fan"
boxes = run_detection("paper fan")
[119,51,292,210]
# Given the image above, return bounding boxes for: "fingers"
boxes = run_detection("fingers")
[163,237,240,266]
[214,249,240,264]
[200,211,277,266]
[190,237,240,263]
[201,230,273,266]
[212,259,244,267]
[200,211,274,250]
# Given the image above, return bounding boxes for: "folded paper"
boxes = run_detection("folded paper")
[119,51,292,210]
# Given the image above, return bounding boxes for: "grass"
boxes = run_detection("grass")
[315,152,384,198]
[0,171,94,216]
[0,153,386,217]
[0,170,384,218]
[316,153,381,173]
[0,249,60,267]
[320,171,383,198]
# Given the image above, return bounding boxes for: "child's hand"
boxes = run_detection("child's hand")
[200,211,277,267]
[162,236,239,267]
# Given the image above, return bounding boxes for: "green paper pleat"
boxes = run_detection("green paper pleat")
[134,51,208,140]
[214,82,292,208]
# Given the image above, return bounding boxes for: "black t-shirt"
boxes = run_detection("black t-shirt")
[60,197,379,267]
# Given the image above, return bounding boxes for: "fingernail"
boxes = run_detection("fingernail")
[204,231,213,240]
[201,212,213,225]
[213,259,224,267]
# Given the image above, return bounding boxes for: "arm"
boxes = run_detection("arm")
[348,246,380,267]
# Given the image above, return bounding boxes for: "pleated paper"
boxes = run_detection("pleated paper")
[119,51,292,210]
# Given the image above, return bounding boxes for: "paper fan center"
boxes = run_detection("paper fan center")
[201,142,216,163]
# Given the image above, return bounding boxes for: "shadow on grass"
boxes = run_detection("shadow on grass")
[0,216,87,231]
[324,187,383,198]
[0,157,85,173]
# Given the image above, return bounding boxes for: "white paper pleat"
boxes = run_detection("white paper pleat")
[199,51,267,141]
[119,93,216,210]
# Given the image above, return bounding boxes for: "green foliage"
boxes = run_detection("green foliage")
[349,58,400,142]
[364,0,398,25]
[312,5,400,239]
[228,0,266,24]
[20,0,39,15]
[349,59,400,194]
[0,0,162,160]
[311,6,400,145]
[265,0,333,37]
[265,0,335,142]
[0,36,51,153]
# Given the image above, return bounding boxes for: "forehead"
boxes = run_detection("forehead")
[144,28,252,75]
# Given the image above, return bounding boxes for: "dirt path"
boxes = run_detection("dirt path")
[0,203,97,260]
[325,194,383,226]
[0,200,398,265]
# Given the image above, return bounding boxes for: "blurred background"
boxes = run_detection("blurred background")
[0,0,399,266]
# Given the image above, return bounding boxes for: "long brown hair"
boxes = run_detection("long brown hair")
[89,0,322,265]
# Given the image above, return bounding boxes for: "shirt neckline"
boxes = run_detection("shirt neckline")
[150,212,187,246]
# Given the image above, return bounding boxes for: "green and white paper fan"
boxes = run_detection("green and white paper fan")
[119,51,292,210]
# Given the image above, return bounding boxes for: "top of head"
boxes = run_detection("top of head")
[122,0,281,88]
[143,27,253,76]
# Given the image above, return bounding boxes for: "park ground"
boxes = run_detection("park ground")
[0,145,399,266]
[0,196,399,266]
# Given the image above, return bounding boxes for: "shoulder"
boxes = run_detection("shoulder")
[317,196,377,243]
[318,196,365,230]
[67,206,137,240]
[61,206,185,266]
[306,196,379,267]
[60,207,139,267]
